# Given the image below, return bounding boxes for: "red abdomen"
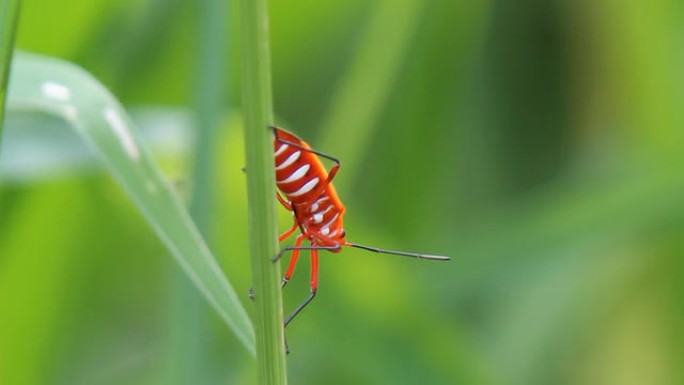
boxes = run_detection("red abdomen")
[274,135,324,205]
[273,128,347,245]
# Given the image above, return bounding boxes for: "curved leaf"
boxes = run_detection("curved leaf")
[5,51,255,355]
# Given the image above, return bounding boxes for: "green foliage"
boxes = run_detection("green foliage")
[0,0,21,142]
[4,52,254,361]
[1,0,683,384]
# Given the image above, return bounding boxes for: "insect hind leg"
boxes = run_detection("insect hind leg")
[273,243,339,327]
[284,246,319,327]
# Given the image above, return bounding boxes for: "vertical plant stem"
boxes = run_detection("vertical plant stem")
[239,0,287,383]
[0,0,21,150]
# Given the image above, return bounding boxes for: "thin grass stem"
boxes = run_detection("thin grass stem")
[238,0,288,382]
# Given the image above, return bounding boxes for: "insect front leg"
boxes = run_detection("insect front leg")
[280,234,306,288]
[279,219,299,243]
[276,191,293,211]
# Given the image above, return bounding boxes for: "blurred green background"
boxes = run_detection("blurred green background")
[1,0,683,384]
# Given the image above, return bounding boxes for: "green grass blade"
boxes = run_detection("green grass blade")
[0,108,192,182]
[318,0,425,189]
[239,0,288,381]
[0,0,21,149]
[164,0,229,382]
[5,51,255,355]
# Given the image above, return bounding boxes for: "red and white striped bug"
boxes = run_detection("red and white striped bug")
[271,126,450,328]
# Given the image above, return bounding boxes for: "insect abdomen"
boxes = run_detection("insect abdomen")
[275,136,326,204]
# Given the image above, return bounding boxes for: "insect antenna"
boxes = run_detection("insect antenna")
[345,242,450,261]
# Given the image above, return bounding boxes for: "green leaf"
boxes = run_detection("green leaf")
[318,0,426,190]
[0,108,193,181]
[5,51,255,355]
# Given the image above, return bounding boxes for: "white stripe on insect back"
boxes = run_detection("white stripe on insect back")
[311,205,333,224]
[277,164,310,184]
[276,151,301,170]
[274,143,289,157]
[319,227,339,238]
[321,212,340,230]
[287,177,319,197]
[309,196,330,212]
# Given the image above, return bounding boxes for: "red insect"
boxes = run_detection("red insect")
[271,126,450,327]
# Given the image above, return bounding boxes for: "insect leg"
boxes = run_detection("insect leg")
[273,242,340,327]
[279,219,299,242]
[284,245,320,327]
[273,243,341,263]
[276,191,293,211]
[281,234,306,288]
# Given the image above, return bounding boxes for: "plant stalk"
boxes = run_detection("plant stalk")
[238,0,288,383]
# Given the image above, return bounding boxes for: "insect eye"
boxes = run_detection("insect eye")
[340,230,346,238]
